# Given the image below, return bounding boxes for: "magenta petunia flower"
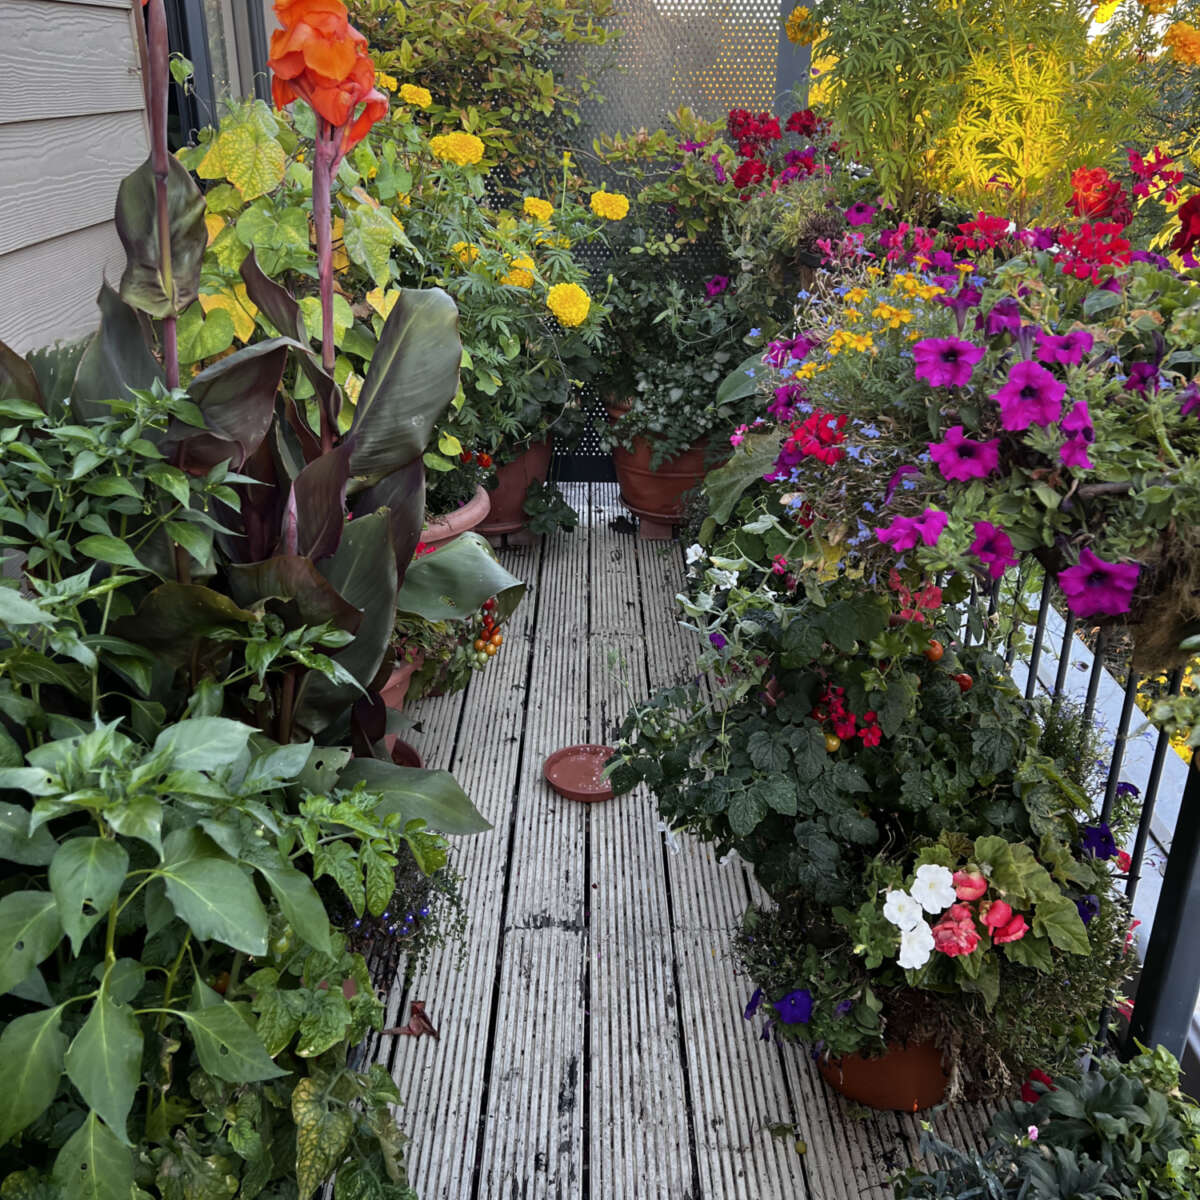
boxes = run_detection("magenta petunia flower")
[1181,382,1200,419]
[1061,399,1093,440]
[928,425,1000,481]
[1058,549,1140,618]
[936,287,981,333]
[970,521,1016,579]
[1059,433,1094,469]
[978,297,1022,339]
[876,508,947,552]
[913,337,986,388]
[764,333,813,368]
[768,382,803,421]
[990,360,1066,431]
[1036,329,1094,366]
[1124,361,1160,394]
[845,201,877,226]
[705,275,730,298]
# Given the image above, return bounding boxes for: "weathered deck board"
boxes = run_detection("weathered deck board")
[380,488,994,1199]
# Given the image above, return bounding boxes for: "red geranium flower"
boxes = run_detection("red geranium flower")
[1171,194,1200,257]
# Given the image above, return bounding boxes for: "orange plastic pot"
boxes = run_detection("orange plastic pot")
[422,485,491,550]
[818,1041,948,1112]
[477,438,553,535]
[606,404,712,536]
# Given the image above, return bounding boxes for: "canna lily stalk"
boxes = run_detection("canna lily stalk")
[267,0,387,450]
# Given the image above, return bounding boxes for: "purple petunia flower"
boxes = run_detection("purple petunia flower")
[1061,400,1094,441]
[680,139,709,153]
[977,297,1022,339]
[876,508,948,552]
[710,154,727,184]
[705,275,730,298]
[883,464,921,507]
[913,337,986,388]
[929,425,1000,482]
[991,360,1066,431]
[1076,894,1100,925]
[1058,549,1140,618]
[709,632,728,650]
[936,287,982,333]
[1181,382,1200,419]
[1131,249,1172,270]
[845,201,877,226]
[1125,361,1160,394]
[1116,781,1140,798]
[970,521,1017,580]
[1059,434,1094,470]
[1080,823,1117,861]
[743,987,764,1020]
[1036,329,1094,366]
[835,999,854,1017]
[774,988,814,1024]
[1022,226,1060,251]
[764,334,813,368]
[769,383,803,421]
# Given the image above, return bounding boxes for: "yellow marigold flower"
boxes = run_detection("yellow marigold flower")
[954,261,975,274]
[546,282,591,327]
[841,307,862,324]
[1165,22,1200,65]
[872,302,912,329]
[429,131,485,167]
[845,287,869,304]
[907,330,923,341]
[376,72,398,92]
[523,196,555,222]
[451,241,479,265]
[796,361,821,379]
[865,265,883,277]
[399,83,432,108]
[915,284,945,301]
[500,255,535,288]
[590,190,630,220]
[784,5,819,45]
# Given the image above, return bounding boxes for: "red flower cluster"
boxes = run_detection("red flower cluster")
[1172,194,1200,258]
[1067,166,1131,226]
[776,410,848,470]
[1054,222,1132,284]
[1127,146,1182,204]
[811,685,882,746]
[786,108,827,137]
[1020,1068,1056,1104]
[727,108,782,158]
[733,159,768,190]
[952,212,1013,254]
[887,570,942,623]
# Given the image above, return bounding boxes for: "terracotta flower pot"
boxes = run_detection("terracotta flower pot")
[379,651,424,714]
[606,404,712,539]
[478,438,554,535]
[382,733,424,769]
[818,1041,948,1112]
[422,485,491,550]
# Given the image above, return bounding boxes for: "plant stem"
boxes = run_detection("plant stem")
[313,120,339,453]
[278,665,298,745]
[145,0,178,389]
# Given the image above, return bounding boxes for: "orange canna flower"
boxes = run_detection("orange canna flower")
[268,0,386,156]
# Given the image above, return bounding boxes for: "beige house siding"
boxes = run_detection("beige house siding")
[0,0,149,353]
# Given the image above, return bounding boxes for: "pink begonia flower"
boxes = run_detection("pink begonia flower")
[931,904,980,957]
[953,869,988,901]
[993,913,1030,944]
[980,899,1013,930]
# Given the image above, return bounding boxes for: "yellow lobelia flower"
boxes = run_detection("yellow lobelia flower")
[589,190,630,220]
[451,241,479,265]
[546,282,591,327]
[399,83,432,108]
[523,196,555,222]
[500,255,535,288]
[784,4,819,45]
[1165,22,1200,65]
[845,286,869,305]
[376,72,398,92]
[429,131,485,166]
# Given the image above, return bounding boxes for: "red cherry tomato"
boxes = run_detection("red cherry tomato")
[478,453,493,469]
[953,673,974,693]
[925,639,944,663]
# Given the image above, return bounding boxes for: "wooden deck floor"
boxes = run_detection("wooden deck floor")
[370,484,992,1200]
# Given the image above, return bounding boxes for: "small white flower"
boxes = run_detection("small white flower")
[897,920,935,970]
[910,864,957,914]
[882,889,924,932]
[709,568,739,591]
[685,543,706,565]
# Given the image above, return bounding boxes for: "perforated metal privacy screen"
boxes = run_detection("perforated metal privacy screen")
[551,1,810,479]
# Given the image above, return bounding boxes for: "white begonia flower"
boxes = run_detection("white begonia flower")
[685,543,706,566]
[910,863,957,914]
[709,568,739,591]
[897,920,935,970]
[882,889,924,932]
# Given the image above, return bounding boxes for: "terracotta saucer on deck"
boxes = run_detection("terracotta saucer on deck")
[543,744,616,803]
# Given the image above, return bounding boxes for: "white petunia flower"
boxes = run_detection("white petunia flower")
[882,889,924,932]
[897,920,935,970]
[685,543,706,566]
[910,864,957,913]
[709,568,739,591]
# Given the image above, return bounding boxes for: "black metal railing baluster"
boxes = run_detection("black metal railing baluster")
[1082,629,1108,728]
[1100,672,1142,824]
[1024,572,1053,700]
[1051,612,1077,705]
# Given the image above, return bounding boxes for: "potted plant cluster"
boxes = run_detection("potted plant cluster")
[0,2,491,1193]
[593,103,843,534]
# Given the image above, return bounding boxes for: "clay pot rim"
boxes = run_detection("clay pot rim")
[423,485,491,545]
